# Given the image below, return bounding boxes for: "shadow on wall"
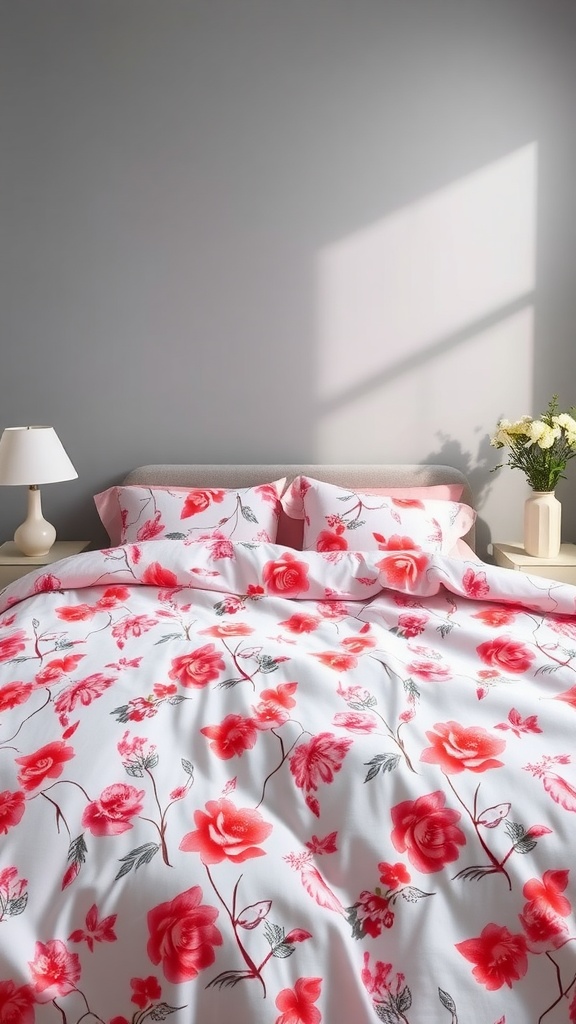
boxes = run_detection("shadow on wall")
[424,431,496,561]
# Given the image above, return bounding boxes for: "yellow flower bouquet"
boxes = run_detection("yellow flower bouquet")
[491,395,576,492]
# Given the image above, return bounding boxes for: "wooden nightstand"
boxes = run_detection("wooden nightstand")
[0,540,90,588]
[492,542,576,585]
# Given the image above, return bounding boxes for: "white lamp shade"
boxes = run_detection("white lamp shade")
[0,426,78,485]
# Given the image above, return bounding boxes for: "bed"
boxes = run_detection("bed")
[1,463,576,1024]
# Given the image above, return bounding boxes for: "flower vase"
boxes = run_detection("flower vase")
[524,491,561,558]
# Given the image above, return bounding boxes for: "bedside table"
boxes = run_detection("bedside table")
[492,542,576,585]
[0,541,90,588]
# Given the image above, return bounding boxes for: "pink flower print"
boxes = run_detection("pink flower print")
[147,886,223,983]
[15,741,75,792]
[390,790,465,873]
[275,977,322,1024]
[0,790,25,834]
[82,783,145,836]
[420,721,506,774]
[0,981,35,1024]
[180,799,272,864]
[28,939,81,1001]
[456,923,528,991]
[290,733,352,798]
[168,645,225,688]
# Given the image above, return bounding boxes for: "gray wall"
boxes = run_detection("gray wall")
[1,0,575,559]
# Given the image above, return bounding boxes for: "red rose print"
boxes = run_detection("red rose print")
[0,682,32,713]
[82,783,145,836]
[168,645,225,688]
[289,733,352,793]
[0,629,27,662]
[375,550,429,587]
[476,636,535,674]
[420,721,506,774]
[179,798,272,863]
[0,790,25,834]
[0,981,35,1024]
[147,886,222,983]
[28,938,81,1001]
[15,741,75,792]
[262,553,310,597]
[180,489,226,519]
[391,790,466,873]
[200,714,258,759]
[455,923,528,990]
[316,530,348,552]
[275,977,322,1024]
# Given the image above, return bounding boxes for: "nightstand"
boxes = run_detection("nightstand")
[492,542,576,585]
[0,541,90,588]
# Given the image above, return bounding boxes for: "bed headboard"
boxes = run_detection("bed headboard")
[122,463,476,551]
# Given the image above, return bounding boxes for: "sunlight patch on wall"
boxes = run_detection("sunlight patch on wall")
[315,307,534,462]
[314,144,537,461]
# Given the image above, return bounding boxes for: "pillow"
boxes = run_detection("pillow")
[94,481,286,546]
[276,482,465,549]
[281,476,475,554]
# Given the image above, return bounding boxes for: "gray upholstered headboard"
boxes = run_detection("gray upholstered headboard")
[122,464,476,551]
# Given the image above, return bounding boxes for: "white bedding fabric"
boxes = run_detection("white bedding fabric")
[1,536,576,1023]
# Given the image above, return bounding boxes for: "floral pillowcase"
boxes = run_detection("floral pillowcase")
[281,476,476,554]
[94,481,286,546]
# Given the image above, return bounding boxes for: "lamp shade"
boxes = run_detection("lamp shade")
[0,426,78,485]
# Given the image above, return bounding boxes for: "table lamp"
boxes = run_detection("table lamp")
[0,426,78,556]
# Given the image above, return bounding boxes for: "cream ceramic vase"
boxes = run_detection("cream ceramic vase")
[524,491,561,558]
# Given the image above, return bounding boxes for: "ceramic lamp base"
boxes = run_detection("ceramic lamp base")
[13,486,57,557]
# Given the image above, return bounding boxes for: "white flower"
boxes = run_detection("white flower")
[554,414,576,447]
[491,395,576,491]
[526,420,561,449]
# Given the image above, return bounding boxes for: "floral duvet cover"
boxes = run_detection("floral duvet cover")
[1,539,576,1024]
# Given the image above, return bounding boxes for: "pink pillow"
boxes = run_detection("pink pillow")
[281,476,475,554]
[94,481,286,546]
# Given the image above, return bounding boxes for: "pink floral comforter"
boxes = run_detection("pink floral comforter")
[2,540,576,1024]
